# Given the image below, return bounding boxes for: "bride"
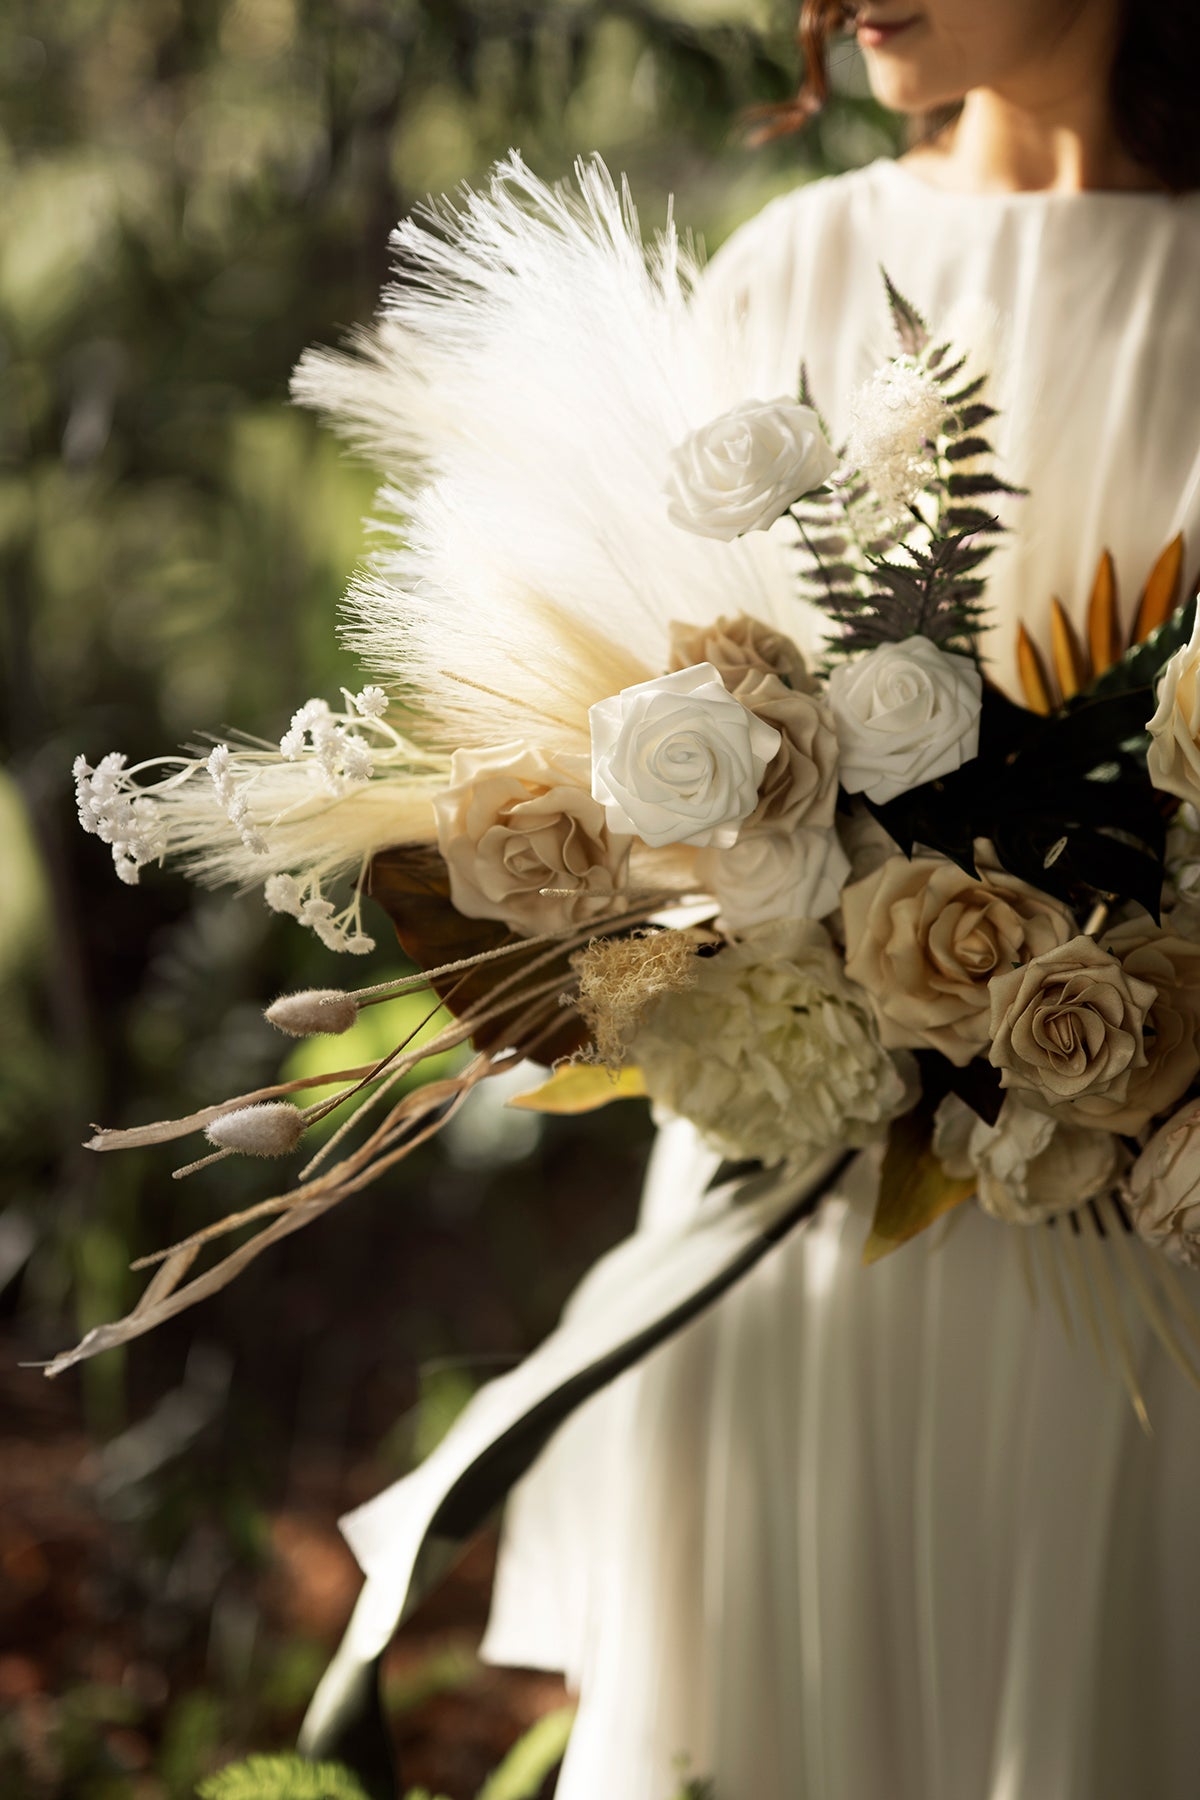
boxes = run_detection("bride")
[471,4,1200,1798]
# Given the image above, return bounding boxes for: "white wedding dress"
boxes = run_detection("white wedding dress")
[479,159,1200,1800]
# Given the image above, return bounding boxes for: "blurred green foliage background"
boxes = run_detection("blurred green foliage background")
[0,4,896,1795]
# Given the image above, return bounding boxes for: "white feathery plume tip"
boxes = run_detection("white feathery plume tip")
[291,153,822,760]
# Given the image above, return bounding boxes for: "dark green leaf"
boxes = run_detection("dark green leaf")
[1072,595,1197,706]
[944,435,994,462]
[882,267,929,355]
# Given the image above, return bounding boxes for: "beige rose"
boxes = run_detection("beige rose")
[1126,1096,1200,1267]
[842,850,1075,1066]
[987,935,1157,1125]
[933,1092,1126,1224]
[668,614,814,694]
[434,742,631,936]
[732,669,839,833]
[1147,610,1200,806]
[1093,919,1200,1132]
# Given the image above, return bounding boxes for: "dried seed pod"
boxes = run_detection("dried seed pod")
[204,1102,305,1157]
[264,989,359,1037]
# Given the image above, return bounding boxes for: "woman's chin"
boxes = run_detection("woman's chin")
[862,54,959,117]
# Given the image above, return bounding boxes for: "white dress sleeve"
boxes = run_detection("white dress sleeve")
[482,164,1200,1800]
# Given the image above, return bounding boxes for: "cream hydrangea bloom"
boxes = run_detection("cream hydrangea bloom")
[631,919,913,1166]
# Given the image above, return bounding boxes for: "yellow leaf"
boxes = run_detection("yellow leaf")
[508,1063,647,1115]
[1087,548,1118,675]
[1131,532,1183,645]
[1015,621,1054,715]
[1049,596,1086,700]
[862,1106,975,1265]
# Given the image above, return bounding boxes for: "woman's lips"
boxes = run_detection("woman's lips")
[856,15,920,49]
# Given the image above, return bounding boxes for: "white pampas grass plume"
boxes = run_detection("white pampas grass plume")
[204,1102,306,1157]
[292,153,821,758]
[265,990,359,1037]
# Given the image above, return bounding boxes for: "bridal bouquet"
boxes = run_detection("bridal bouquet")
[67,158,1200,1430]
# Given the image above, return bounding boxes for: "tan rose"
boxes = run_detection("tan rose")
[842,849,1075,1066]
[987,934,1157,1125]
[434,742,631,936]
[1126,1096,1200,1267]
[732,669,839,833]
[668,614,814,694]
[1093,919,1200,1132]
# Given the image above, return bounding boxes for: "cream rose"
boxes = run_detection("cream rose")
[589,663,780,849]
[987,934,1157,1126]
[695,826,850,930]
[1090,919,1200,1132]
[665,398,837,541]
[1126,1097,1200,1267]
[933,1093,1125,1224]
[733,670,840,833]
[827,636,982,804]
[843,849,1075,1066]
[434,742,631,935]
[668,614,815,694]
[632,919,913,1165]
[1147,609,1200,806]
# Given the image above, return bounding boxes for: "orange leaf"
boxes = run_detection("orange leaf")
[1049,597,1086,701]
[1015,621,1055,715]
[1086,548,1118,675]
[1131,533,1183,645]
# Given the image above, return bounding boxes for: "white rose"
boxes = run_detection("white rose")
[932,1092,1126,1224]
[695,826,850,930]
[827,636,982,804]
[589,663,780,850]
[1126,1097,1200,1267]
[632,919,913,1165]
[665,398,837,541]
[1147,610,1200,806]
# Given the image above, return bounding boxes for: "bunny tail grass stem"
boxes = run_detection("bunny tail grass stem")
[86,1062,387,1152]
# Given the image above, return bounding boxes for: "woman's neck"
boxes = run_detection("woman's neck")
[901,2,1164,199]
[906,92,1164,196]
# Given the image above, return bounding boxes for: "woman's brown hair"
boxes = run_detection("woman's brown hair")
[756,1,1200,193]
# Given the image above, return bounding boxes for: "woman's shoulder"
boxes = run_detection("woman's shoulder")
[706,162,882,261]
[697,161,887,314]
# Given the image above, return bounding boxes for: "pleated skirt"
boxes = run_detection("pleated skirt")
[482,1118,1200,1800]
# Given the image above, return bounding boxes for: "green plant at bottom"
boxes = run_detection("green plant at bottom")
[197,1704,577,1800]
